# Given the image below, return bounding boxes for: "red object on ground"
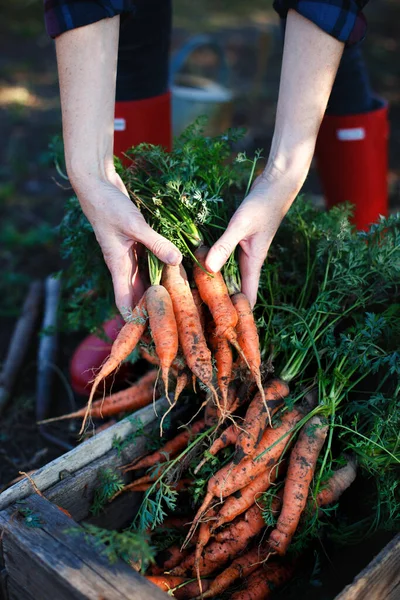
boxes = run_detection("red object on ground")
[114,91,172,161]
[70,316,128,396]
[315,100,389,230]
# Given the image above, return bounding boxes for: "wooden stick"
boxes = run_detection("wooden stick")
[0,280,42,415]
[36,275,63,422]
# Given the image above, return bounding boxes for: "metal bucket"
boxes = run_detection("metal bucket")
[171,35,234,137]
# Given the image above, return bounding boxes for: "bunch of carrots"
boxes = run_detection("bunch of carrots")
[53,124,399,598]
[45,245,266,439]
[95,381,357,599]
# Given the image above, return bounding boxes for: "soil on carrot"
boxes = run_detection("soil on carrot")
[0,1,399,593]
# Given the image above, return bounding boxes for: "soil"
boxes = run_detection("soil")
[0,0,398,595]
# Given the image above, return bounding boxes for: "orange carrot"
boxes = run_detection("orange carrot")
[184,406,305,545]
[146,575,210,599]
[80,295,148,433]
[207,319,233,412]
[231,292,267,422]
[230,561,295,600]
[146,285,178,397]
[162,265,217,401]
[122,419,205,472]
[174,367,191,402]
[211,462,282,530]
[174,504,267,579]
[215,494,283,544]
[191,287,206,332]
[268,415,328,555]
[193,246,238,342]
[234,379,289,463]
[197,544,269,599]
[195,422,239,475]
[316,456,357,507]
[40,370,157,423]
[139,346,183,376]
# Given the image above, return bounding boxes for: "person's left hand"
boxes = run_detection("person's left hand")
[205,162,306,307]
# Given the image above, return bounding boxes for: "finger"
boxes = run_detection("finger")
[107,248,136,317]
[130,244,146,306]
[205,221,245,273]
[238,247,265,309]
[135,223,182,266]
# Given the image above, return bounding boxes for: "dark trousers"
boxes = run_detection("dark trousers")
[116,0,172,102]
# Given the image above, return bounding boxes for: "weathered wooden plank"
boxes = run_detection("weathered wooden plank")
[45,419,153,522]
[0,399,168,512]
[6,579,35,600]
[0,495,166,600]
[336,533,400,600]
[45,402,190,524]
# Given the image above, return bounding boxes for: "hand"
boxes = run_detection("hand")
[72,170,182,315]
[205,163,306,307]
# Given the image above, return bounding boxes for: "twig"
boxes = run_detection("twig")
[0,281,43,415]
[36,275,62,422]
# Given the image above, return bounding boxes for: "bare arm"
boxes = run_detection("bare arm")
[56,17,181,313]
[206,10,344,306]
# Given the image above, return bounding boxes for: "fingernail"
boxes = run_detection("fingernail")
[205,256,219,273]
[166,251,181,265]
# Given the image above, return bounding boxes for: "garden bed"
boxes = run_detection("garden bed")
[0,399,398,600]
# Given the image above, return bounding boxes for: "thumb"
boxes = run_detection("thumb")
[135,223,182,266]
[206,223,243,273]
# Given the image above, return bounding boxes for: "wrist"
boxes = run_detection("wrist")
[68,155,117,192]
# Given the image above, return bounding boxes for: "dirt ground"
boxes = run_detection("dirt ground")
[0,0,399,579]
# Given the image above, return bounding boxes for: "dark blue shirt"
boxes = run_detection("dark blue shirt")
[44,0,367,45]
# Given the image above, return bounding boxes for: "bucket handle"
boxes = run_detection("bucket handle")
[170,34,230,87]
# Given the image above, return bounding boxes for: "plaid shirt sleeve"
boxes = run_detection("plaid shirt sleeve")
[273,0,368,45]
[44,0,135,38]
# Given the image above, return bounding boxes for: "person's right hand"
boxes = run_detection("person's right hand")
[72,170,182,316]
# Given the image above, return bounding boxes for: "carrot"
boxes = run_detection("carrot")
[316,456,357,507]
[162,265,218,403]
[231,292,268,424]
[215,494,283,544]
[80,295,148,433]
[40,370,157,424]
[230,561,295,600]
[185,405,306,545]
[193,246,238,340]
[207,319,233,412]
[228,380,256,414]
[194,422,239,475]
[196,544,269,599]
[140,346,184,375]
[234,379,289,463]
[191,287,206,332]
[174,367,191,402]
[174,504,266,578]
[146,575,210,599]
[211,462,282,530]
[146,285,178,398]
[192,505,218,592]
[122,419,205,473]
[268,415,328,555]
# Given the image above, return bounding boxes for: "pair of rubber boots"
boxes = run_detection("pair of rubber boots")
[70,94,389,396]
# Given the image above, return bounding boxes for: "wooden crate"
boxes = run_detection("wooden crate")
[0,400,169,600]
[0,398,399,600]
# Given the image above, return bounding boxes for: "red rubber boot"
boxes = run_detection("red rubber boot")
[114,92,172,161]
[315,99,389,230]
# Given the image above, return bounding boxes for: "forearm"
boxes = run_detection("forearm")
[267,10,344,183]
[55,16,120,185]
